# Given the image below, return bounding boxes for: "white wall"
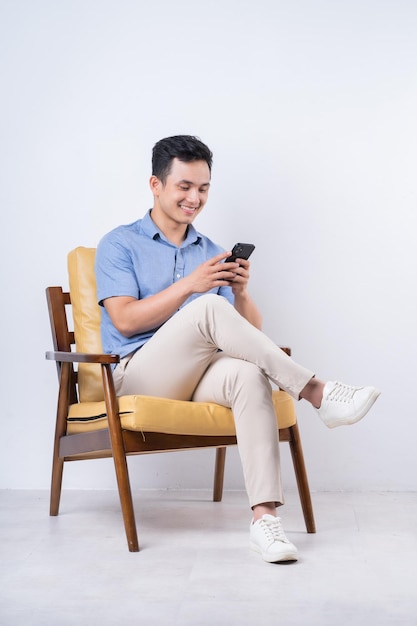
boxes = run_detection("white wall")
[1,0,416,494]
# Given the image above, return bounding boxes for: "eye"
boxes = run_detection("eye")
[179,185,190,191]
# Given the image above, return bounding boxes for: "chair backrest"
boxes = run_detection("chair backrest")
[68,247,104,402]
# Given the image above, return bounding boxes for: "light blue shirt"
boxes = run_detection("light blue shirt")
[95,210,234,357]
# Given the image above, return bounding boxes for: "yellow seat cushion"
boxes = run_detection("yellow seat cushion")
[67,389,296,436]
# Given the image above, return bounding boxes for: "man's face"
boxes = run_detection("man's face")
[150,158,211,227]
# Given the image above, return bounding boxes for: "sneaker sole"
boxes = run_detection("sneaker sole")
[250,542,299,563]
[326,388,381,429]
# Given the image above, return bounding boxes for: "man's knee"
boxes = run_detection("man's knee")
[229,360,272,392]
[186,293,231,315]
[198,293,230,307]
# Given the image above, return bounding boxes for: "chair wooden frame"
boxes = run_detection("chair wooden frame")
[46,285,316,552]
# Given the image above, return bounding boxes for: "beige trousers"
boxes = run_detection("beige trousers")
[113,294,314,508]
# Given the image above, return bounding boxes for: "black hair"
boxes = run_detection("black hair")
[152,135,213,184]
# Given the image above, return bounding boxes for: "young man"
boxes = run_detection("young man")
[95,135,380,563]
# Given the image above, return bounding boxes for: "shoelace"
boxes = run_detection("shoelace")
[327,382,357,403]
[259,517,289,543]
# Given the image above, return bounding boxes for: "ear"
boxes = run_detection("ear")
[149,175,162,196]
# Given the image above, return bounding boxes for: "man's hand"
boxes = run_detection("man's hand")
[183,251,240,293]
[225,257,251,297]
[224,255,262,329]
[186,252,261,328]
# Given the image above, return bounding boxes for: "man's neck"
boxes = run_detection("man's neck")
[150,209,188,247]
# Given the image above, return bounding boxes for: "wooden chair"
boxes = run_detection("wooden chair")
[46,247,316,552]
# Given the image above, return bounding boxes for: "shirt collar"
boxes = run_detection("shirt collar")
[140,210,201,247]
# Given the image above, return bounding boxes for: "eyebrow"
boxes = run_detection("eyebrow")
[178,179,211,187]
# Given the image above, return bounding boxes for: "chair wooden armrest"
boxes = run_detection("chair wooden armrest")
[45,350,120,365]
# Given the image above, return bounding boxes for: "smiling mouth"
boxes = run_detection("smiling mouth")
[180,205,199,214]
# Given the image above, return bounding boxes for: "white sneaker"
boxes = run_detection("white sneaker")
[250,515,298,563]
[317,381,380,429]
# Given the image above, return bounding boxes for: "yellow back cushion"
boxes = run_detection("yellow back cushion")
[68,247,104,402]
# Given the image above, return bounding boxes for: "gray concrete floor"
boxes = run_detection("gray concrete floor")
[1,489,416,625]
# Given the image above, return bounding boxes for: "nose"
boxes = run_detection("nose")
[186,187,200,206]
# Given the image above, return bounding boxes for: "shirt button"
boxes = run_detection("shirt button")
[176,274,181,279]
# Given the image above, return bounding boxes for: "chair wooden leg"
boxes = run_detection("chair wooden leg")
[50,456,64,516]
[112,452,139,552]
[213,447,227,502]
[288,422,316,533]
[102,364,139,552]
[50,361,71,517]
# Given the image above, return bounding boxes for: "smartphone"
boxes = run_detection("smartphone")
[225,243,255,263]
